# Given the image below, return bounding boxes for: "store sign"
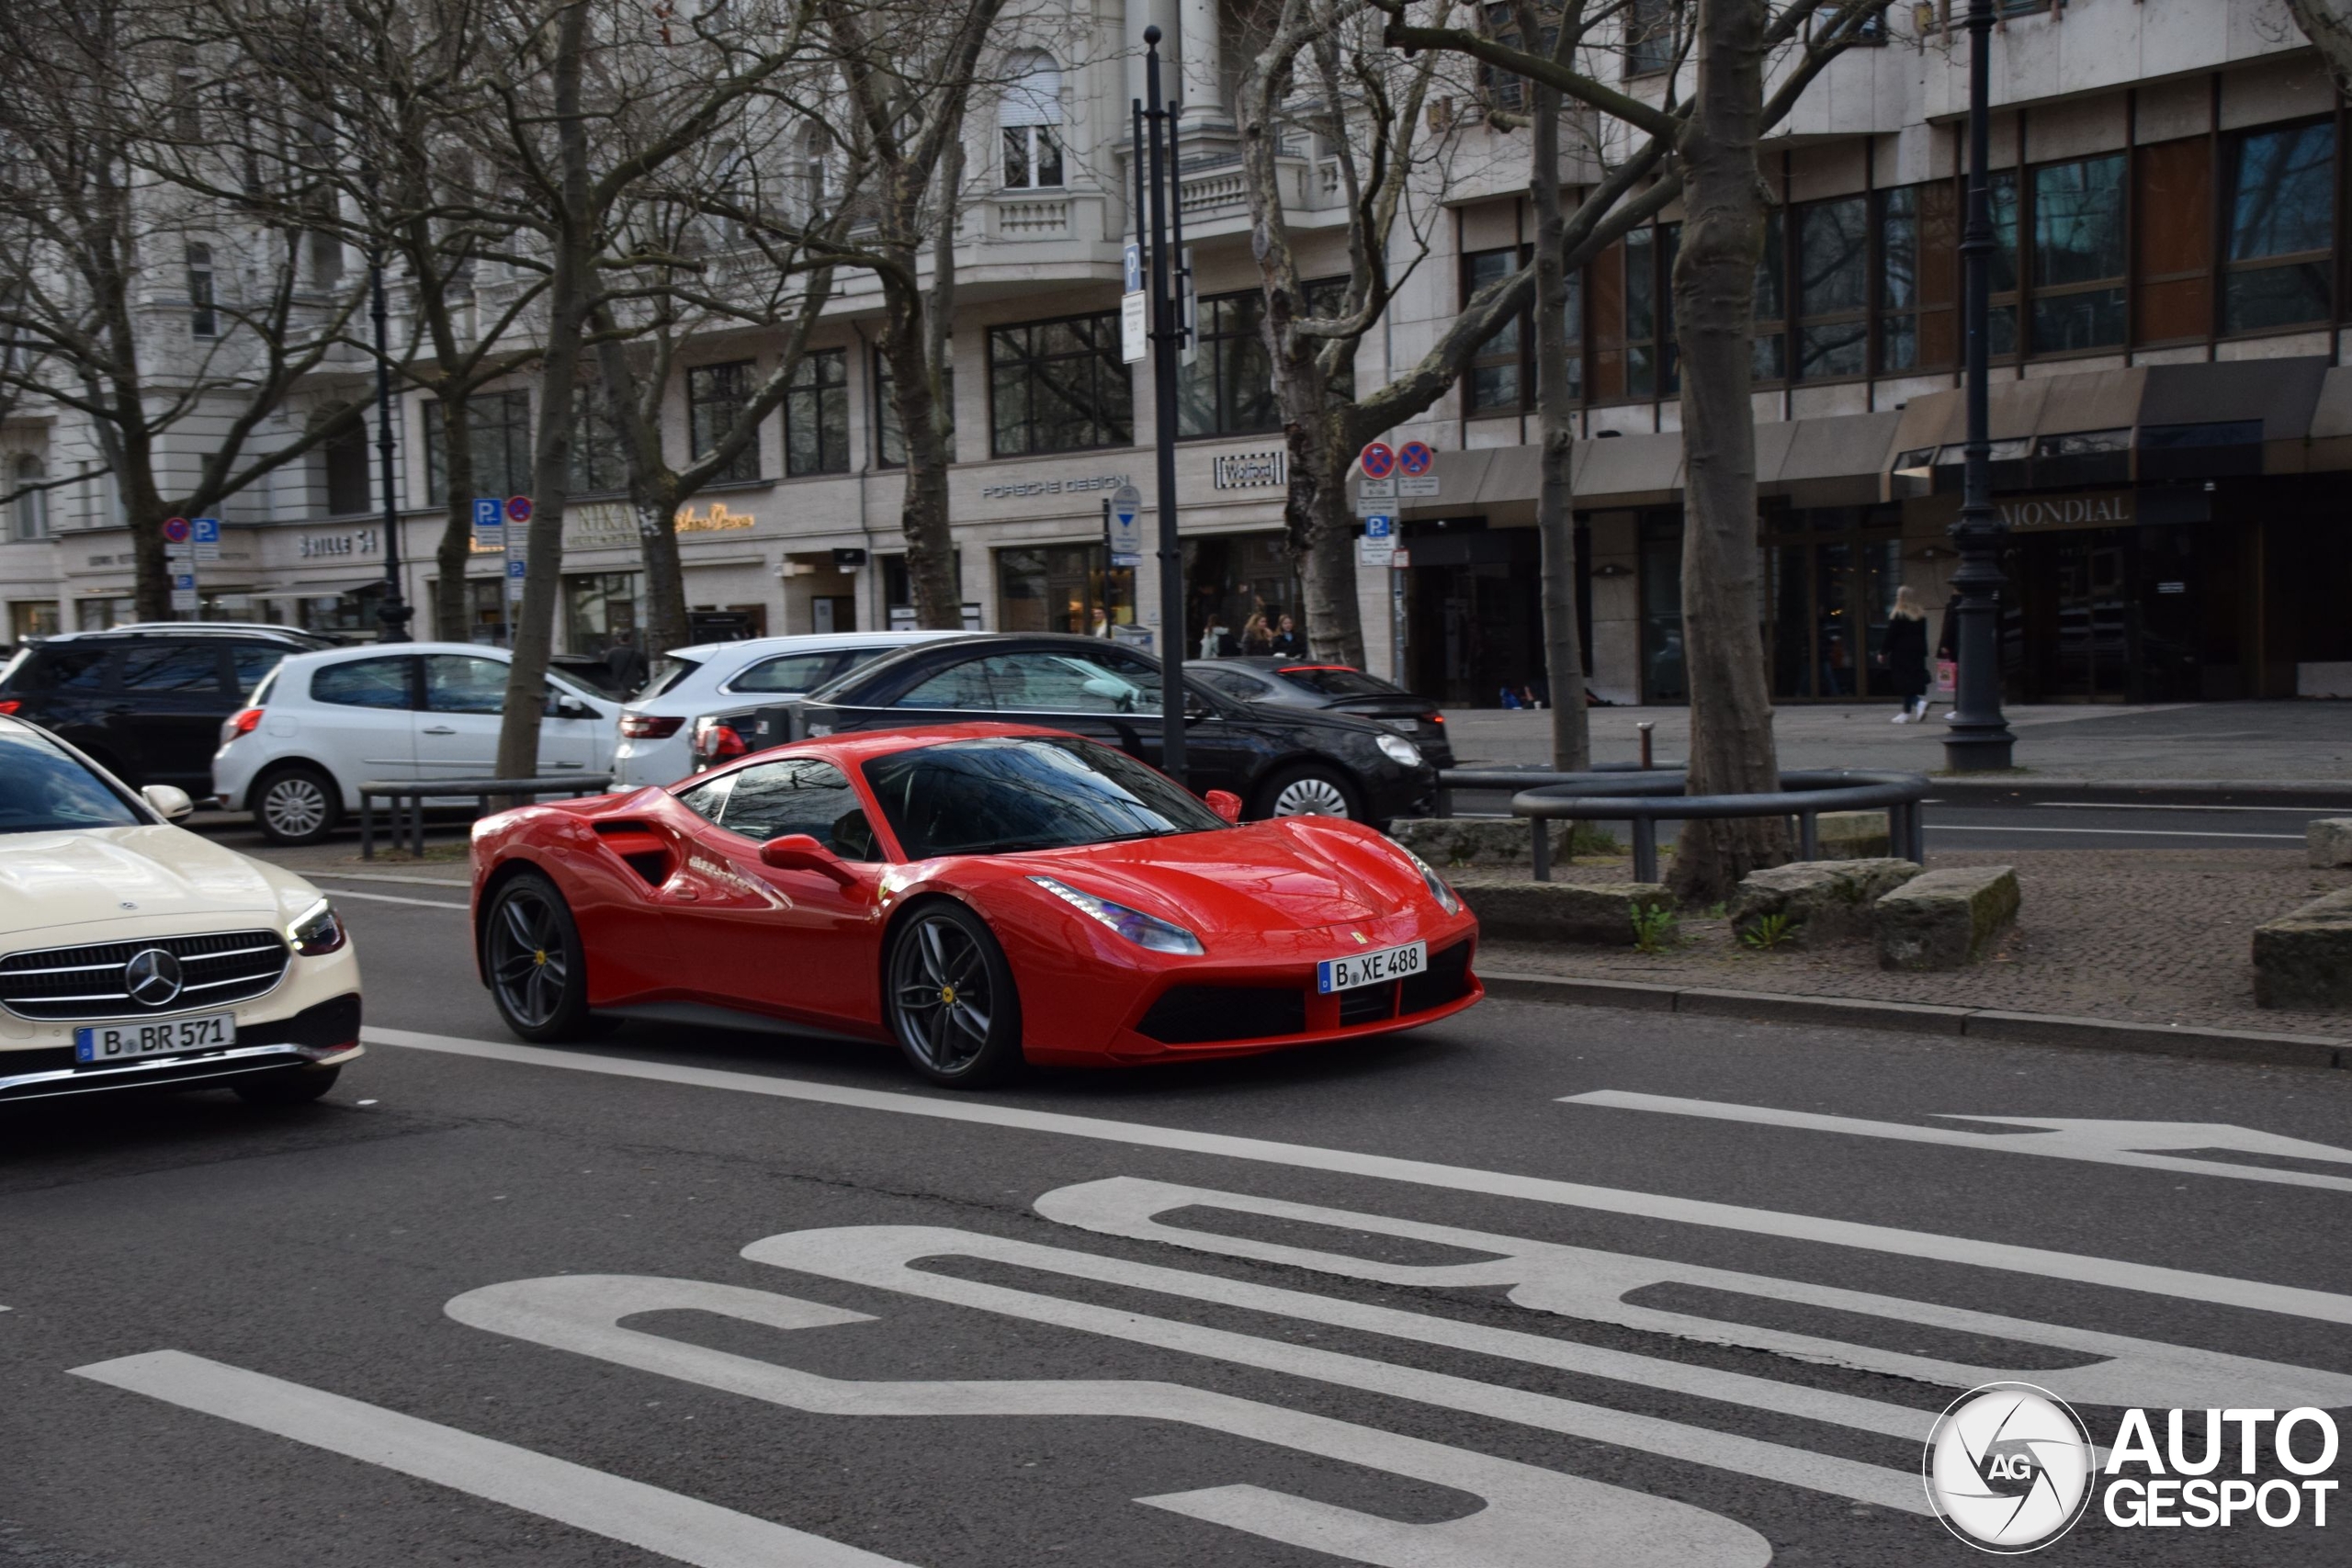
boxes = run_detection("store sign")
[676,502,756,534]
[1997,491,2134,533]
[300,529,379,558]
[565,502,639,550]
[1212,450,1287,490]
[979,472,1132,501]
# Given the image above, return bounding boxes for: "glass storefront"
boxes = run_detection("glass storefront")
[431,577,512,645]
[9,602,59,640]
[997,544,1134,637]
[1763,506,1906,701]
[1183,533,1300,657]
[563,571,641,657]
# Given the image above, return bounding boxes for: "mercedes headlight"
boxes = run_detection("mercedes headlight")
[1030,874,1204,955]
[1375,733,1422,767]
[1399,847,1460,915]
[287,897,348,955]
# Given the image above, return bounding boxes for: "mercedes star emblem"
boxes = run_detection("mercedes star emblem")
[123,948,185,1009]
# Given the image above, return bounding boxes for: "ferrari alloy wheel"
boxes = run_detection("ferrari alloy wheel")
[885,902,1023,1088]
[256,766,338,845]
[1259,763,1359,820]
[483,873,595,1042]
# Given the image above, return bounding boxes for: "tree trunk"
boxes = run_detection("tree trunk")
[1528,54,1589,770]
[433,398,478,641]
[1668,0,1784,905]
[636,489,690,654]
[1287,408,1367,669]
[879,274,961,628]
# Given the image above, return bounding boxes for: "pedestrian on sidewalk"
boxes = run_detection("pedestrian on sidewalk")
[1879,587,1931,722]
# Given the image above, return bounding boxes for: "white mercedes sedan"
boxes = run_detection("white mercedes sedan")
[0,715,362,1106]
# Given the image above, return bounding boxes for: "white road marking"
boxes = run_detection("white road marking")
[367,1025,2352,1328]
[307,871,473,887]
[1034,1179,2352,1412]
[2030,803,2346,814]
[69,1350,913,1568]
[449,1273,1771,1568]
[1561,1091,2352,1194]
[324,888,469,909]
[1925,824,2304,840]
[744,1224,1933,1510]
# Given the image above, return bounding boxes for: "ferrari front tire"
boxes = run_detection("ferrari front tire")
[885,901,1023,1089]
[483,872,596,1043]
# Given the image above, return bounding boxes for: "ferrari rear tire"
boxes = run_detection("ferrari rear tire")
[483,872,596,1043]
[884,901,1023,1089]
[1253,762,1362,821]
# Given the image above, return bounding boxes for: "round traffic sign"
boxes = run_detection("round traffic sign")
[1358,443,1396,479]
[162,516,191,543]
[505,495,534,524]
[1397,440,1435,476]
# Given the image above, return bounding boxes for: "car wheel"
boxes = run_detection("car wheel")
[482,873,596,1043]
[1254,763,1362,820]
[884,901,1023,1089]
[233,1065,339,1106]
[254,765,340,845]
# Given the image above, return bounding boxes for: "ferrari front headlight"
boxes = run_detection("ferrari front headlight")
[1029,874,1204,955]
[1399,847,1460,915]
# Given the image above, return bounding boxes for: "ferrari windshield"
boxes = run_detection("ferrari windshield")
[0,731,143,834]
[861,736,1224,858]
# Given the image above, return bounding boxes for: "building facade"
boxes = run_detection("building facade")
[5,0,2347,707]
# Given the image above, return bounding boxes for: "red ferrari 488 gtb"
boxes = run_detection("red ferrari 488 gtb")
[469,724,1480,1085]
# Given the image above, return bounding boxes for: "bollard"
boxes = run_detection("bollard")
[1633,818,1659,884]
[1799,811,1819,861]
[1637,721,1655,771]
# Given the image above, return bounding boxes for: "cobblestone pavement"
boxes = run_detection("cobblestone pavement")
[1444,701,2352,781]
[1477,847,2352,1038]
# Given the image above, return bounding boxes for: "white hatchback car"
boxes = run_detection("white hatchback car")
[212,642,620,844]
[612,631,967,786]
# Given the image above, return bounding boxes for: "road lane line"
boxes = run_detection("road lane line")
[365,1026,2352,1326]
[322,888,469,909]
[306,871,473,887]
[2030,803,2346,814]
[69,1350,912,1568]
[1924,825,2304,840]
[1561,1091,2352,1193]
[744,1224,1934,1510]
[451,1273,1772,1568]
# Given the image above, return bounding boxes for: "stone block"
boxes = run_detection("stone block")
[2306,818,2352,869]
[2253,886,2352,1010]
[1815,809,1890,860]
[1731,857,1922,948]
[1874,865,2021,971]
[1454,877,1672,944]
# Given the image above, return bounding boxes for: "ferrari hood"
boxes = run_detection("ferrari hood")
[0,825,322,944]
[1010,819,1420,934]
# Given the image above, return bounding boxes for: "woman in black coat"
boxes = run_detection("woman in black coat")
[1880,586,1931,722]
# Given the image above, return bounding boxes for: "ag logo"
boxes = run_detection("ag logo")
[1924,1382,2097,1553]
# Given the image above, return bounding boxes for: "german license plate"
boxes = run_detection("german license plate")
[1317,941,1427,994]
[74,1012,237,1063]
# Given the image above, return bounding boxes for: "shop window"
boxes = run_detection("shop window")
[2134,137,2211,344]
[1462,247,1525,414]
[882,549,966,628]
[1753,208,1786,381]
[874,348,956,469]
[1178,289,1280,437]
[323,423,371,516]
[988,312,1132,457]
[2030,153,2125,352]
[785,348,849,477]
[1184,533,1302,657]
[570,384,631,494]
[2222,121,2335,334]
[1636,513,1684,702]
[1794,196,1868,379]
[1878,183,1956,372]
[424,389,532,505]
[1000,51,1064,190]
[996,544,1131,636]
[687,361,762,483]
[9,602,60,640]
[563,571,640,657]
[11,454,49,540]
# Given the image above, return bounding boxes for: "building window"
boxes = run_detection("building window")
[322,423,371,515]
[1878,183,1956,372]
[570,384,630,493]
[187,243,216,337]
[1178,289,1280,437]
[2223,121,2335,334]
[988,312,1132,457]
[562,571,640,658]
[2030,153,2125,352]
[1625,0,1674,77]
[1623,225,1659,397]
[424,389,533,505]
[686,360,762,483]
[1000,51,1064,190]
[874,350,956,469]
[2134,137,2211,344]
[1794,196,1868,379]
[1986,168,2020,355]
[1753,208,1787,380]
[1463,247,1527,413]
[785,348,850,477]
[11,455,49,541]
[1657,222,1680,395]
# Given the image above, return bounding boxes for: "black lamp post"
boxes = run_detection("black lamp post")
[1135,25,1192,784]
[1942,0,2012,770]
[367,211,413,643]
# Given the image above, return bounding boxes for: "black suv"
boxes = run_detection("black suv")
[797,634,1437,823]
[0,624,336,793]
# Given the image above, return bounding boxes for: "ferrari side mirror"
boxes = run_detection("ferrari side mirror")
[759,833,844,875]
[1204,789,1243,824]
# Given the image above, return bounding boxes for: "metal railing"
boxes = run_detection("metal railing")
[358,774,613,861]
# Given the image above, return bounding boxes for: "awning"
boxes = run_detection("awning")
[249,580,380,600]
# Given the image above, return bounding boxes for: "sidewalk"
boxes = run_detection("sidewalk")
[1442,701,2352,782]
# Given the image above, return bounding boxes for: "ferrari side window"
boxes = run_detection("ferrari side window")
[674,772,735,825]
[719,760,862,849]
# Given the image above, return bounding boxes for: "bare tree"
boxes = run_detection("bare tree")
[2282,0,2352,99]
[0,1,370,621]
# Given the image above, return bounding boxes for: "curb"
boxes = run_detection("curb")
[1477,969,2349,1069]
[1921,778,2352,808]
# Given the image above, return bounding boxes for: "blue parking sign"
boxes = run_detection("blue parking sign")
[472,497,505,550]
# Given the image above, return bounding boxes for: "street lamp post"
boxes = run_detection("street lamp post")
[368,232,413,643]
[1942,0,2012,771]
[1136,25,1193,784]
